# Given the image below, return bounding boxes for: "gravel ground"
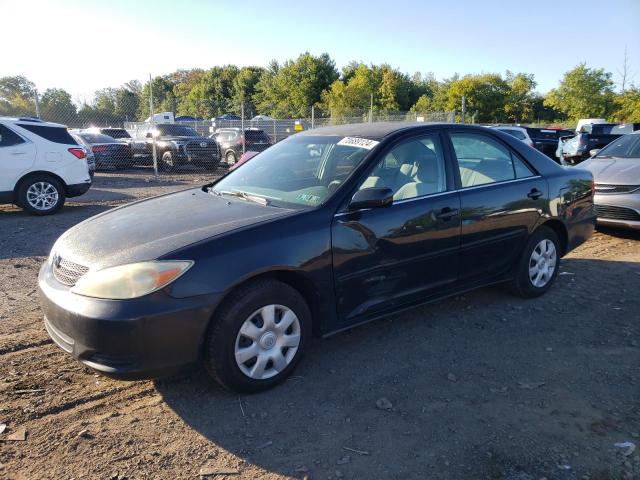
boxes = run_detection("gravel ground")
[1,170,639,480]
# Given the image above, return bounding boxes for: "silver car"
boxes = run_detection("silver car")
[580,132,640,230]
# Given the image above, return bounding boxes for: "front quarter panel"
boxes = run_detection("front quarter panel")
[163,207,338,333]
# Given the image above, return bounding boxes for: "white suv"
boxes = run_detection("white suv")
[0,117,92,215]
[491,125,534,148]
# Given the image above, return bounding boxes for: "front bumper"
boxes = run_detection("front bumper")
[38,262,220,379]
[594,193,640,230]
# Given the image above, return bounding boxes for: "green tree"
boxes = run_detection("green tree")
[139,76,177,119]
[254,52,338,117]
[504,71,537,123]
[40,88,77,125]
[544,63,615,121]
[114,81,142,122]
[446,73,510,122]
[611,86,640,121]
[0,75,36,116]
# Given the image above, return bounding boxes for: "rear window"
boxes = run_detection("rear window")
[527,128,575,140]
[244,130,270,142]
[609,123,640,135]
[596,134,640,158]
[590,124,621,134]
[17,124,77,145]
[498,128,526,140]
[79,133,117,143]
[101,129,131,139]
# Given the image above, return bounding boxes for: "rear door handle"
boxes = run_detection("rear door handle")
[10,151,27,155]
[435,207,459,221]
[527,188,543,200]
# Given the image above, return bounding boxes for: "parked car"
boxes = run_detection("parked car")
[580,132,640,230]
[0,117,91,215]
[557,123,640,165]
[74,131,132,170]
[70,134,96,177]
[211,128,272,165]
[146,123,220,171]
[39,122,595,392]
[95,127,148,157]
[492,125,574,161]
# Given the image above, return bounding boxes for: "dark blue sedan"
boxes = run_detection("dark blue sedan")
[39,122,596,392]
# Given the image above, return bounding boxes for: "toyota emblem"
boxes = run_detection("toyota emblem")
[200,142,207,148]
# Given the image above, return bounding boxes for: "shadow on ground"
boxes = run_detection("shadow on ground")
[156,257,640,479]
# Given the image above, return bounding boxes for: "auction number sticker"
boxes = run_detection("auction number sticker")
[337,137,380,150]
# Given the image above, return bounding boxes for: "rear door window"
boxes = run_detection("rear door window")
[17,124,77,145]
[0,125,26,147]
[450,133,534,188]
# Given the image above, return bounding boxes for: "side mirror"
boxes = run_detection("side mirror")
[589,149,601,157]
[349,187,393,210]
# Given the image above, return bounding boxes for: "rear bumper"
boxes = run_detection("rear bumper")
[66,182,91,198]
[38,261,221,379]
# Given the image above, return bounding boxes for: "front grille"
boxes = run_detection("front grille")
[595,204,640,221]
[595,183,640,194]
[185,141,218,159]
[53,256,89,286]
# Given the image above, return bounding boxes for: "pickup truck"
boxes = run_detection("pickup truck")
[557,123,640,165]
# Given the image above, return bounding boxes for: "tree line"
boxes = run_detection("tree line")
[1,52,638,127]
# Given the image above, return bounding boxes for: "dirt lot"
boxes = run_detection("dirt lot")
[1,170,639,480]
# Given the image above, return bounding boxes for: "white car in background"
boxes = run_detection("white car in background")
[490,125,534,148]
[0,117,92,215]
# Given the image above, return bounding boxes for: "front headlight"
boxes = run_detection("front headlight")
[71,260,193,300]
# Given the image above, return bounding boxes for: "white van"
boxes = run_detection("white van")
[0,117,92,215]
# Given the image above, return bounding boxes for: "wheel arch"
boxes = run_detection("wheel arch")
[14,170,68,198]
[538,218,568,256]
[208,269,322,338]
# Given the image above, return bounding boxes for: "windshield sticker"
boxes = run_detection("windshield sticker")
[337,136,380,150]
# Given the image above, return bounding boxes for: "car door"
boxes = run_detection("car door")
[0,124,35,192]
[446,130,546,284]
[332,131,461,324]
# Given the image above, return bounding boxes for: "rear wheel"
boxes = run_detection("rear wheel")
[511,226,560,298]
[225,151,237,166]
[204,279,311,393]
[17,175,65,215]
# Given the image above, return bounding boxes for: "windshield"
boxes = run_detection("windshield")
[596,134,640,158]
[101,129,131,139]
[156,124,199,137]
[212,135,376,208]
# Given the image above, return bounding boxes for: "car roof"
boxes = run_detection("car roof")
[297,122,464,140]
[0,116,66,128]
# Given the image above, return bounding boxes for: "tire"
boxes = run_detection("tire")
[204,279,311,393]
[17,175,66,216]
[225,151,237,166]
[160,151,175,172]
[510,225,561,298]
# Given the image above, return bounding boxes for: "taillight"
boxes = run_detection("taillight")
[92,145,107,153]
[578,136,586,147]
[68,148,86,159]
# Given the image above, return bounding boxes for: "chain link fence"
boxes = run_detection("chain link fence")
[26,106,456,178]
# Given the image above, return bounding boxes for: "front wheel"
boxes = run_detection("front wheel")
[17,175,66,215]
[160,151,175,172]
[511,226,561,298]
[225,151,237,166]
[204,279,311,393]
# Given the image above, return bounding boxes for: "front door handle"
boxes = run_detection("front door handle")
[435,207,459,221]
[527,188,543,200]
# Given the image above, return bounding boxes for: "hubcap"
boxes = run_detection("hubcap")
[528,239,557,288]
[26,182,58,211]
[234,304,301,380]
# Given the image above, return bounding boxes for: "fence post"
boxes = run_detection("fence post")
[34,90,40,119]
[241,101,245,155]
[149,74,158,180]
[273,119,276,143]
[311,106,315,129]
[369,94,373,123]
[461,96,466,124]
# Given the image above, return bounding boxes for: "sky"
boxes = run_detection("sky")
[1,0,638,103]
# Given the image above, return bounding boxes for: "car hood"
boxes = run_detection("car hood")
[52,188,296,270]
[580,157,640,184]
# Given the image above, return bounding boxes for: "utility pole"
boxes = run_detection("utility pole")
[241,101,245,155]
[149,74,158,180]
[369,93,373,123]
[34,90,40,119]
[618,46,633,93]
[461,96,466,124]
